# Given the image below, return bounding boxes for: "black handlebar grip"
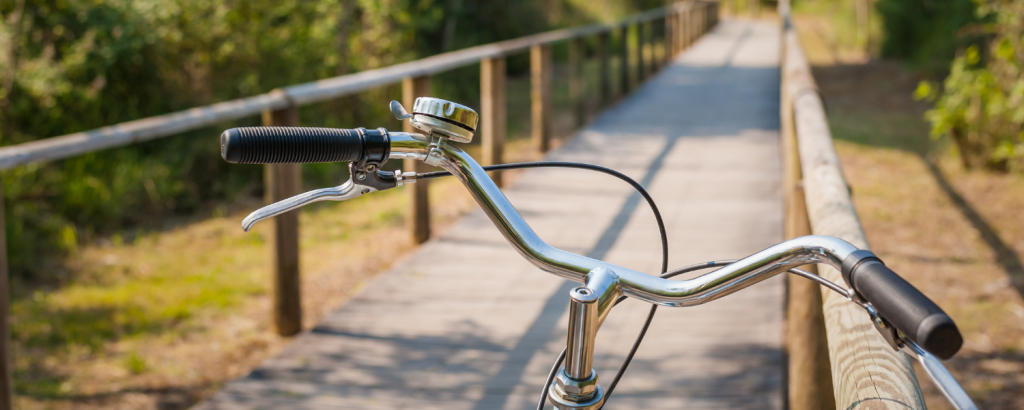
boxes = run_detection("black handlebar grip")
[843,251,963,359]
[221,126,389,164]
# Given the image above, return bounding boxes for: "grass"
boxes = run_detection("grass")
[798,13,1024,408]
[13,175,482,408]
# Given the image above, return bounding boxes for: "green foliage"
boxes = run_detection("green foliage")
[0,0,651,278]
[919,0,1024,171]
[876,0,981,74]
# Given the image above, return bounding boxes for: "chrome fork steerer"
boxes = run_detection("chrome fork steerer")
[550,268,622,410]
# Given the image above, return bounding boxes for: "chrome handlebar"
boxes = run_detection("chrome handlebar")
[244,131,861,306]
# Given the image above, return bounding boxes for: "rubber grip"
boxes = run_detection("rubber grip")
[221,127,367,164]
[850,260,963,359]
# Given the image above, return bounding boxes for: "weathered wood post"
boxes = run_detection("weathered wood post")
[531,45,553,153]
[481,57,507,186]
[598,32,611,106]
[701,4,708,35]
[619,26,631,96]
[678,8,687,52]
[0,179,11,410]
[691,5,699,45]
[636,23,646,81]
[661,16,670,67]
[667,10,675,58]
[781,38,836,409]
[568,38,584,128]
[262,105,302,336]
[402,76,432,244]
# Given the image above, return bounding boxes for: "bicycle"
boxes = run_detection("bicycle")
[220,97,977,410]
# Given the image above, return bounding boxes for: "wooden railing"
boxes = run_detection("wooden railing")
[0,2,719,407]
[780,2,927,409]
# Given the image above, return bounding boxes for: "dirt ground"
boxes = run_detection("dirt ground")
[811,53,1024,410]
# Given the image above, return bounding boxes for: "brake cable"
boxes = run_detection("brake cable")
[417,161,669,410]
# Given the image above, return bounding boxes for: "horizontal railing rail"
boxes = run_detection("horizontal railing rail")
[0,5,687,171]
[0,2,720,408]
[779,1,927,408]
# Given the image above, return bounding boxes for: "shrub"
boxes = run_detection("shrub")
[919,0,1024,171]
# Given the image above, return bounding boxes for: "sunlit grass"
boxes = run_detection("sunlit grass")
[11,175,477,401]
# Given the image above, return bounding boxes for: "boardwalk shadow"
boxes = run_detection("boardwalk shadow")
[599,343,782,409]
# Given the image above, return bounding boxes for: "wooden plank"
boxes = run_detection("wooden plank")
[261,107,303,336]
[783,23,927,409]
[530,45,552,153]
[568,38,584,128]
[480,57,506,187]
[599,32,611,106]
[619,26,631,96]
[402,76,432,244]
[0,178,10,410]
[780,41,835,410]
[0,7,680,172]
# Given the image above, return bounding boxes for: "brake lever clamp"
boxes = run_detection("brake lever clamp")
[863,303,904,352]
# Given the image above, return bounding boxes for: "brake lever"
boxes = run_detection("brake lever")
[241,164,405,231]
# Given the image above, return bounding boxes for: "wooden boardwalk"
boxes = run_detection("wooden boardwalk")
[196,19,782,410]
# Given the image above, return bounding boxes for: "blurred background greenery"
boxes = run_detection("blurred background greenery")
[0,0,661,279]
[783,0,1022,172]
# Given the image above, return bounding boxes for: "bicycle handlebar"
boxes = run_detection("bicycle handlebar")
[220,126,390,165]
[843,251,962,359]
[224,126,963,360]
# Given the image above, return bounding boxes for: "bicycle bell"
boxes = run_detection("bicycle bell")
[390,97,478,143]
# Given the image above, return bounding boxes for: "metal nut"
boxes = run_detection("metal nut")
[554,368,598,397]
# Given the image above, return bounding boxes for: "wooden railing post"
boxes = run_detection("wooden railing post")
[530,45,552,154]
[598,32,611,106]
[701,4,708,35]
[661,16,670,67]
[619,26,631,96]
[481,57,506,186]
[568,38,584,128]
[679,8,688,52]
[666,12,677,58]
[781,41,836,409]
[635,23,646,81]
[0,178,11,410]
[262,106,302,337]
[402,76,432,244]
[689,6,697,47]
